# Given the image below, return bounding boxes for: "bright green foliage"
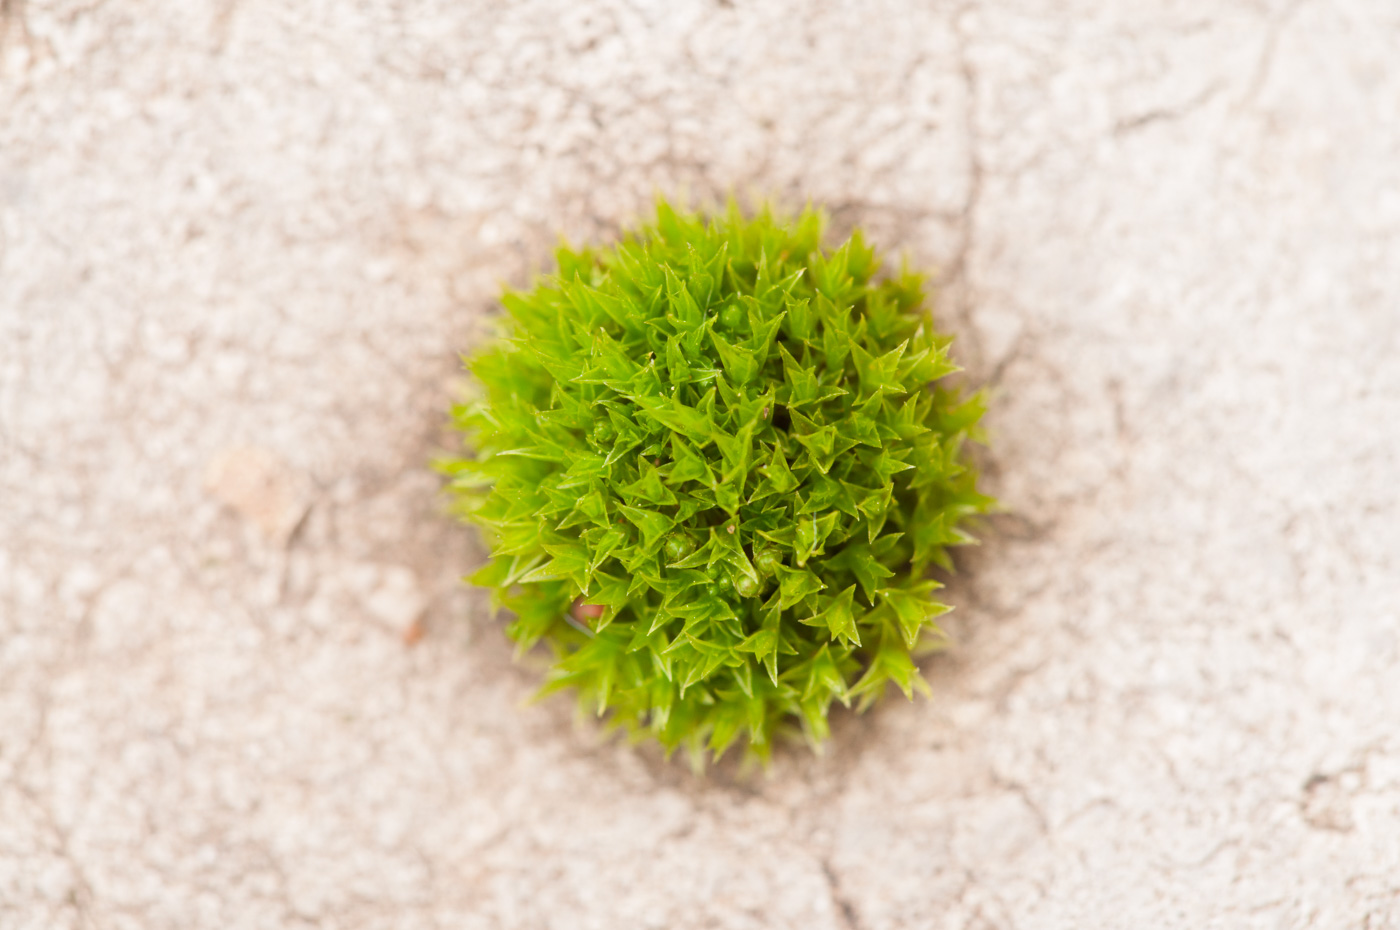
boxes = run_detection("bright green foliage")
[440,200,993,765]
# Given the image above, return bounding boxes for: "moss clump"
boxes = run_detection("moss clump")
[440,199,993,764]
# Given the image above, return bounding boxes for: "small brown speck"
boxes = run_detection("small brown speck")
[572,600,606,622]
[402,619,426,647]
[727,525,735,534]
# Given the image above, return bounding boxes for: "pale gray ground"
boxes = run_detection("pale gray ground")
[2,1,1399,928]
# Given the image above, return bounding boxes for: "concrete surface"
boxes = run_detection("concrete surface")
[3,1,1399,928]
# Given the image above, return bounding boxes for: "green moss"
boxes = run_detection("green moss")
[439,199,993,765]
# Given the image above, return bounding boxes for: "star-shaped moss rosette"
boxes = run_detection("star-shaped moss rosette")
[440,199,994,764]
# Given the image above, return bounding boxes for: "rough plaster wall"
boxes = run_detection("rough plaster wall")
[2,1,1399,928]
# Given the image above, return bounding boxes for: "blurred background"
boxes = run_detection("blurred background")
[2,1,1398,928]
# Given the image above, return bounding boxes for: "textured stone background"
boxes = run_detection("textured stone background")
[3,1,1399,928]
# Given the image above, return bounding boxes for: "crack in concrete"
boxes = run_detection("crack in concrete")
[947,3,985,339]
[1238,0,1309,111]
[1114,81,1226,136]
[821,857,864,930]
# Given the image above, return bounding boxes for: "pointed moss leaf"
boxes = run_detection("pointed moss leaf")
[890,392,932,440]
[837,413,882,449]
[649,642,675,683]
[603,432,642,467]
[630,394,712,442]
[779,343,822,407]
[850,340,908,397]
[562,452,607,484]
[898,342,959,386]
[648,676,676,729]
[736,629,780,686]
[688,271,717,314]
[570,489,608,526]
[797,645,849,705]
[709,329,760,386]
[714,522,760,589]
[857,483,894,542]
[470,553,542,595]
[736,387,777,432]
[748,309,786,361]
[714,372,740,412]
[823,542,895,603]
[664,334,691,386]
[782,291,814,341]
[878,583,951,648]
[774,564,825,610]
[521,540,592,591]
[586,573,632,630]
[647,603,678,636]
[626,621,660,654]
[799,584,860,647]
[618,504,673,550]
[799,474,860,519]
[621,462,677,507]
[851,643,931,704]
[713,479,741,514]
[587,526,628,572]
[563,279,633,331]
[862,447,915,485]
[627,552,667,597]
[794,509,840,567]
[730,658,755,699]
[790,411,838,474]
[664,265,703,326]
[735,627,774,660]
[712,421,755,502]
[667,435,715,486]
[576,328,640,385]
[708,703,746,760]
[758,441,799,495]
[879,582,946,638]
